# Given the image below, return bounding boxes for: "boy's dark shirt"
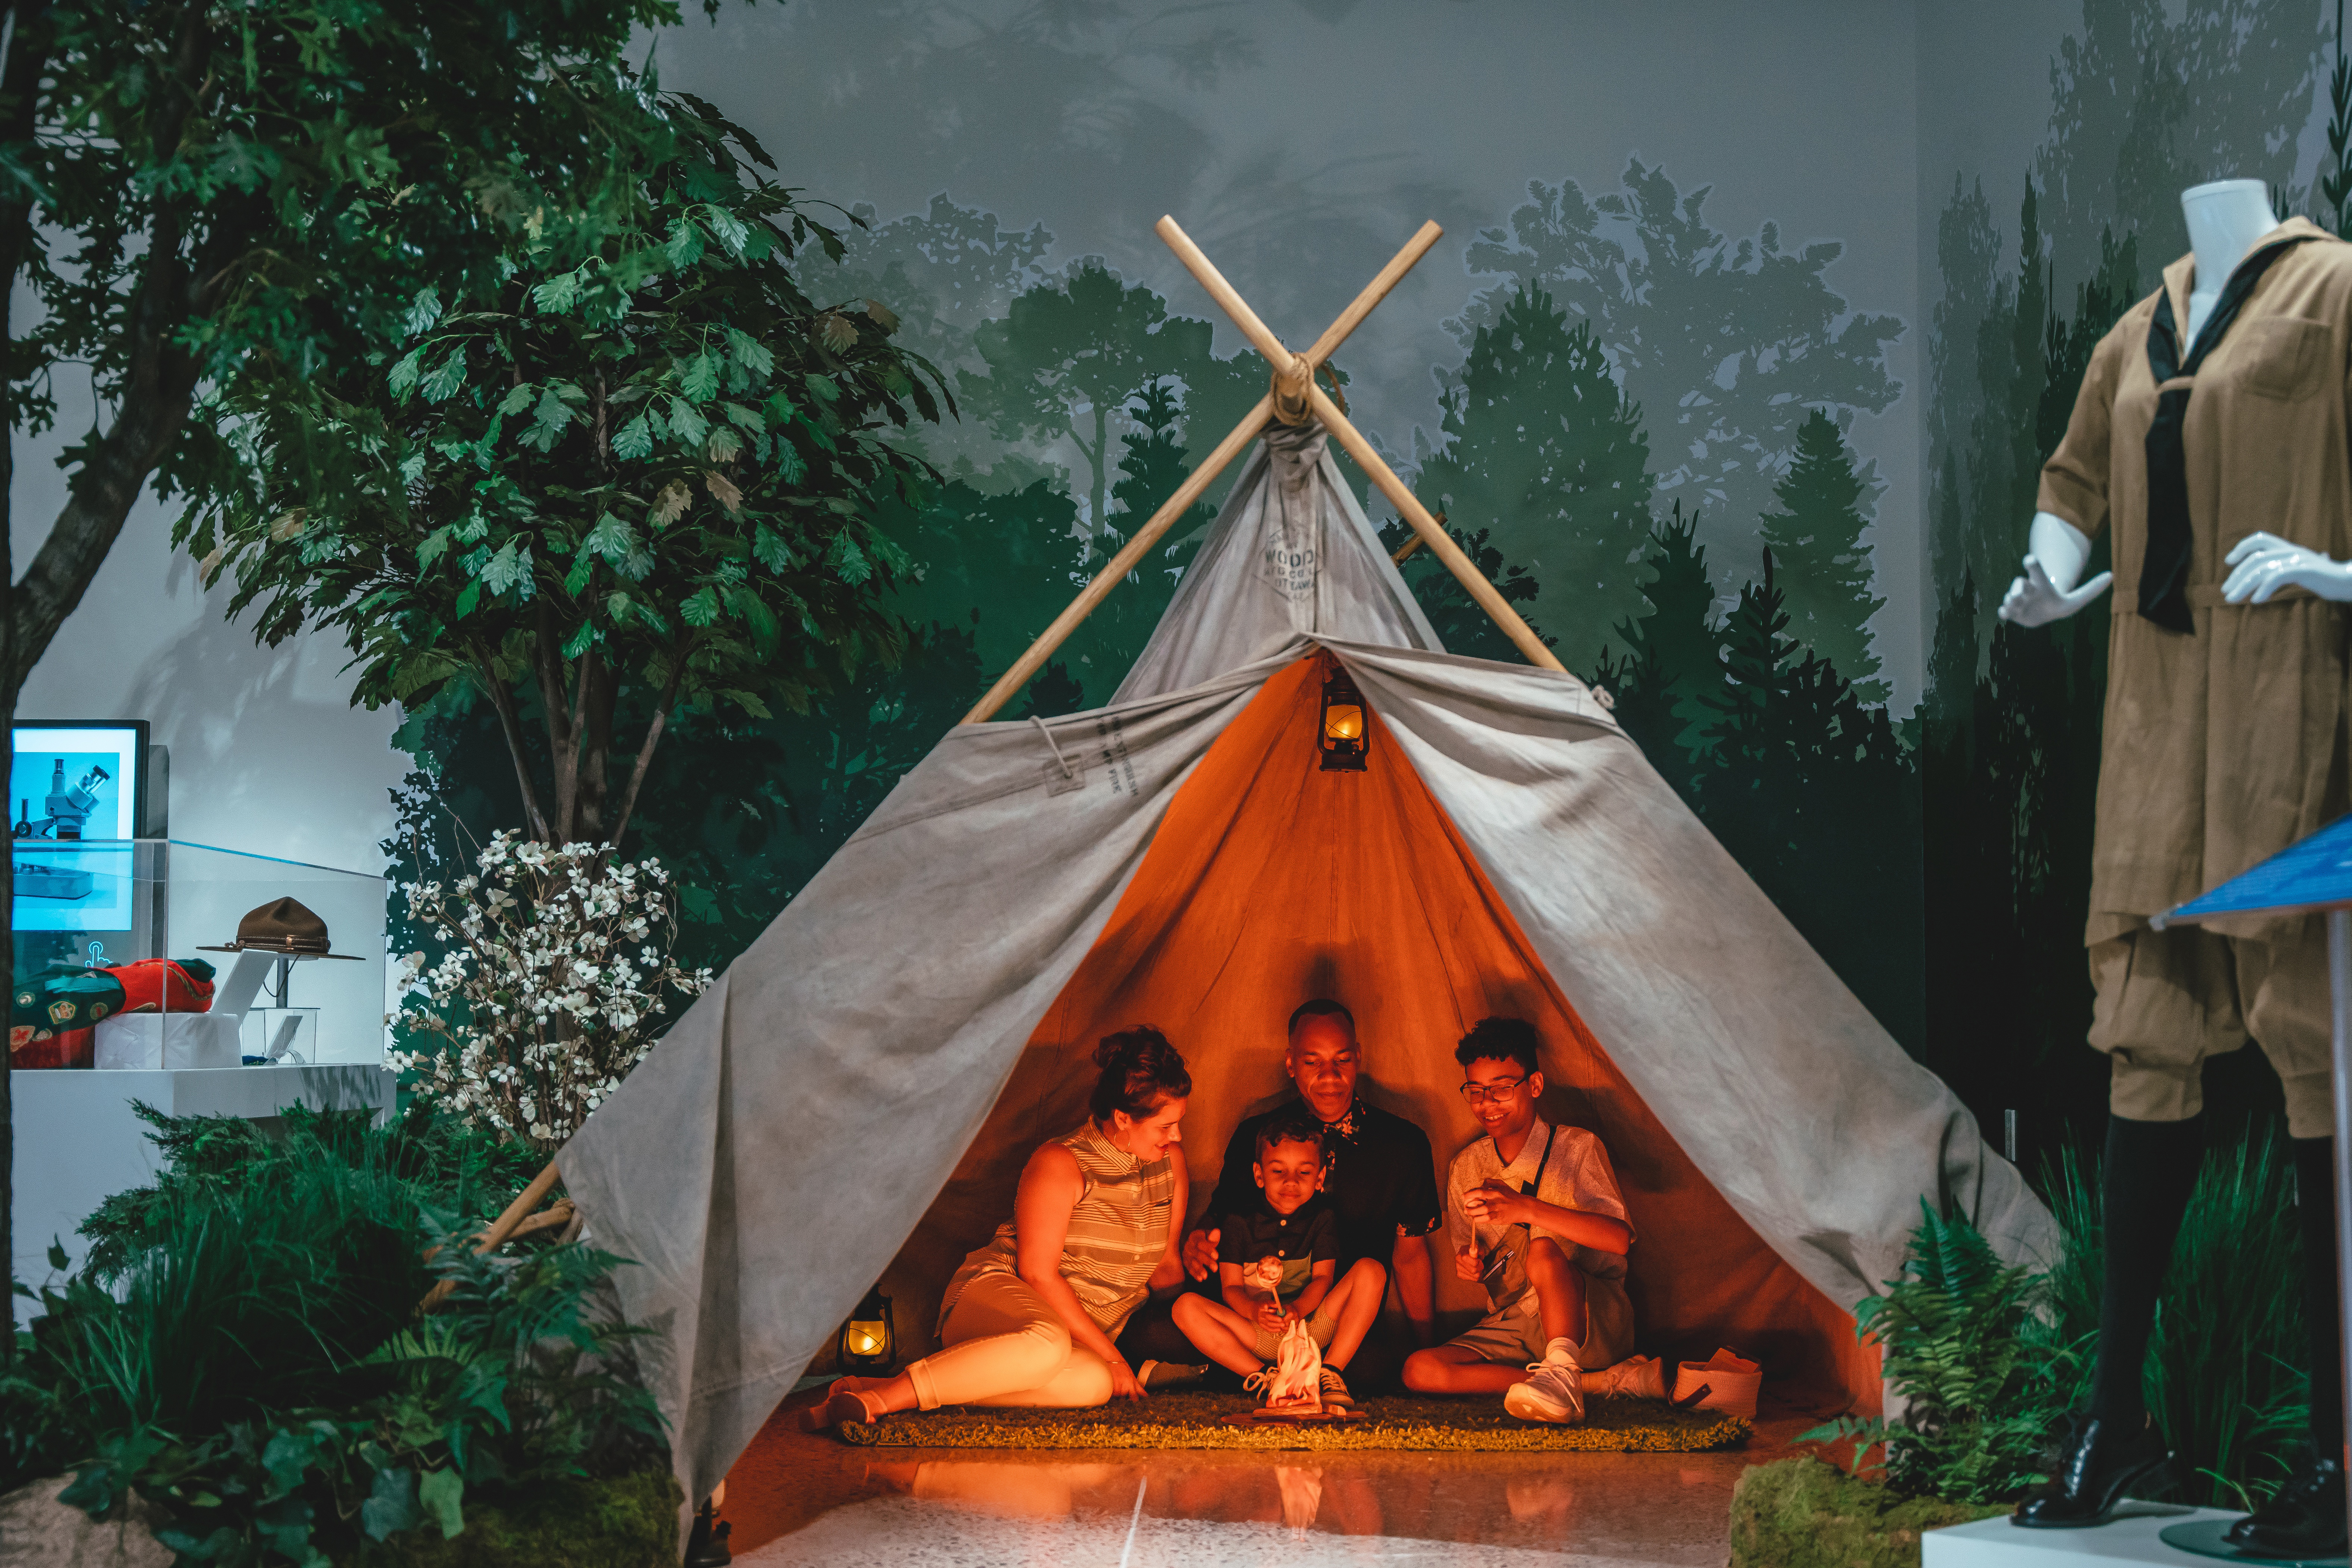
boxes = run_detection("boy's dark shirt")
[1217,1191,1339,1298]
[1206,1097,1441,1270]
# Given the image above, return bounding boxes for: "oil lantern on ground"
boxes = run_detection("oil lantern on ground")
[1319,660,1369,772]
[839,1285,894,1371]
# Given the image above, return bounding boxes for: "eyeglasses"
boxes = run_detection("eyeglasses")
[1458,1078,1528,1106]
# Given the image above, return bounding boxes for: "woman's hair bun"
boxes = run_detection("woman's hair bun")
[1090,1026,1191,1122]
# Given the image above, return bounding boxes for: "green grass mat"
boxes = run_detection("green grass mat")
[835,1392,1751,1452]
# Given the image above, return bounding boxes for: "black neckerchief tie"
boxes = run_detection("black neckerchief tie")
[2140,237,2312,633]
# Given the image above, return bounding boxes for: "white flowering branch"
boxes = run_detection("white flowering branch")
[389,830,714,1151]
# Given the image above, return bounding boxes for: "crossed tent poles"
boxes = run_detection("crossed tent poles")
[961,217,1567,727]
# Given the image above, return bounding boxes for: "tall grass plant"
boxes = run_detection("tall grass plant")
[2039,1128,2309,1510]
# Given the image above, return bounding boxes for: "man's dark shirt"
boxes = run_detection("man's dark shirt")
[1205,1097,1442,1271]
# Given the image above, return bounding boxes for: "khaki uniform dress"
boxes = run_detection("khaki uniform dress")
[2037,217,2352,1136]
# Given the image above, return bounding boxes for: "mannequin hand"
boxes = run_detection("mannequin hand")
[2222,532,2352,604]
[1998,555,2114,626]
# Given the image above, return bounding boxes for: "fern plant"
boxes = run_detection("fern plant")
[1804,1201,2058,1502]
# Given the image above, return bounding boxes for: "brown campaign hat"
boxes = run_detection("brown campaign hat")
[197,896,364,960]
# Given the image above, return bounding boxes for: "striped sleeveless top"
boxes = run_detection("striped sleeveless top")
[940,1121,1176,1336]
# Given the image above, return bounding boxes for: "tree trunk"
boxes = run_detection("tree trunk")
[0,1,54,1331]
[1086,402,1109,536]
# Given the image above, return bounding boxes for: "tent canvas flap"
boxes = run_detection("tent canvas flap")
[1113,420,1438,706]
[560,657,1284,1500]
[1332,638,2059,1303]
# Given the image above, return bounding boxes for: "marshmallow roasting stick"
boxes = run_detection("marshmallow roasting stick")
[959,219,1445,725]
[1152,215,1564,676]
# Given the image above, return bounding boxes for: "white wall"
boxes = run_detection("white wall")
[10,396,406,882]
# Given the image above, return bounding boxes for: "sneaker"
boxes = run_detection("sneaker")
[1317,1366,1354,1409]
[1586,1355,1666,1401]
[1504,1356,1586,1424]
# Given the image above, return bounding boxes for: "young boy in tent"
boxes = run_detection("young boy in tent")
[1170,1110,1390,1408]
[1402,1017,1652,1423]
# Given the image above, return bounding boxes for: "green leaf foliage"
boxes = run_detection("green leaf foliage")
[1803,1201,2053,1503]
[185,84,947,845]
[7,1105,662,1564]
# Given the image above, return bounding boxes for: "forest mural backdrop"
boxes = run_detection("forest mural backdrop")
[382,0,2352,1173]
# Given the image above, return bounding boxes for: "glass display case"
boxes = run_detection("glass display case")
[12,839,386,1067]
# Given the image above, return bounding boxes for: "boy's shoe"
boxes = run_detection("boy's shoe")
[1504,1355,1586,1424]
[1317,1366,1354,1409]
[1137,1360,1208,1392]
[1585,1355,1666,1401]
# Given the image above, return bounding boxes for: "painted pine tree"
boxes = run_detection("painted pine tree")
[1693,550,1923,1047]
[1415,283,1656,647]
[1759,409,1890,705]
[1605,502,1727,757]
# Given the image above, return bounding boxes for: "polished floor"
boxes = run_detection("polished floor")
[722,1387,1814,1566]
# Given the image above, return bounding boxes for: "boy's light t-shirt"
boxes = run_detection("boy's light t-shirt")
[1445,1117,1633,1317]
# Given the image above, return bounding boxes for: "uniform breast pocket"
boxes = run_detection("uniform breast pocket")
[2234,316,2332,401]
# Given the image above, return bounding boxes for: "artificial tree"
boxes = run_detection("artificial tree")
[190,98,948,849]
[0,0,729,1341]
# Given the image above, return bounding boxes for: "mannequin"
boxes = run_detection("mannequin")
[1999,179,2352,1551]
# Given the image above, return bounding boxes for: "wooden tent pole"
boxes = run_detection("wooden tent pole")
[1151,214,1563,675]
[960,220,1446,726]
[1154,217,1293,369]
[1306,383,1565,673]
[419,1157,564,1313]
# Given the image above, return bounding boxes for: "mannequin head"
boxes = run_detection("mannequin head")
[2181,179,2280,286]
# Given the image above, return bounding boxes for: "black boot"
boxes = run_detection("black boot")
[2228,1454,2347,1556]
[2013,1414,2173,1528]
[2229,1137,2350,1556]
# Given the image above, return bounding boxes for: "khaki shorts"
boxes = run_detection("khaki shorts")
[2089,919,2331,1138]
[1252,1291,1344,1361]
[1446,1274,1634,1370]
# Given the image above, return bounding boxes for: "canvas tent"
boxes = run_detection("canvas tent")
[559,405,2058,1508]
[551,219,2058,1514]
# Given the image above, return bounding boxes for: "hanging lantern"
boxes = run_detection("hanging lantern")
[838,1285,895,1371]
[1319,662,1370,772]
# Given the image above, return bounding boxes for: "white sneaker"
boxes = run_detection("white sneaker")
[1585,1355,1666,1401]
[1504,1355,1585,1424]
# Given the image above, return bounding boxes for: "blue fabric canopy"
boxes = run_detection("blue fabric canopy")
[2157,813,2352,926]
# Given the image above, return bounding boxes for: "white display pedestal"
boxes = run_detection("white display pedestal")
[1927,1505,2244,1566]
[9,1063,395,1324]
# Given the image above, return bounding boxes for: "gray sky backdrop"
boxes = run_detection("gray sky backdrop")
[9,0,2343,887]
[653,0,1936,700]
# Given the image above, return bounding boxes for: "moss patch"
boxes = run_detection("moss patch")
[342,1469,679,1568]
[1729,1457,2009,1568]
[837,1392,1749,1452]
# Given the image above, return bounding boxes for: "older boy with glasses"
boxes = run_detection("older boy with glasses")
[1401,1017,1642,1423]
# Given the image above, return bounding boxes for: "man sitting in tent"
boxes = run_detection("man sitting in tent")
[1402,1017,1638,1424]
[1119,998,1442,1386]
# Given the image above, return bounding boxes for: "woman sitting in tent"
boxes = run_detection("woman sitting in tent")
[802,1028,1193,1430]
